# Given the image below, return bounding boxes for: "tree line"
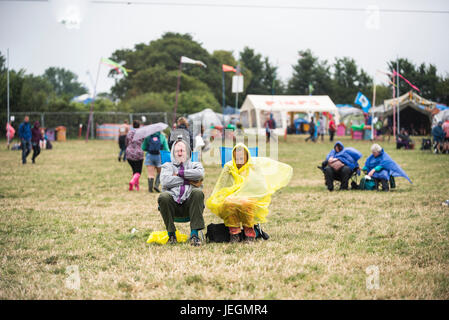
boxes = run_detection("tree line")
[1,32,449,118]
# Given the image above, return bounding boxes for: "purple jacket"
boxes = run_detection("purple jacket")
[125,129,144,161]
[31,122,43,144]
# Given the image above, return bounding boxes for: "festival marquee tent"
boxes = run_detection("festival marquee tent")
[239,95,340,135]
[370,91,437,134]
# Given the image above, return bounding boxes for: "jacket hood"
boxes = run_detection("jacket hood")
[334,141,344,151]
[171,138,191,166]
[231,143,252,172]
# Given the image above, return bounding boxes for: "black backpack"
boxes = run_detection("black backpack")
[206,223,269,243]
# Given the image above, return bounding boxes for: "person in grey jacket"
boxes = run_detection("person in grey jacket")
[158,137,205,246]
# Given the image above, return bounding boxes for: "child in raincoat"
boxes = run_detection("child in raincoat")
[206,143,293,242]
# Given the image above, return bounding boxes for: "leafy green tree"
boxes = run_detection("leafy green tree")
[288,49,332,95]
[435,75,449,105]
[20,74,55,112]
[109,32,218,103]
[239,47,265,94]
[43,67,87,100]
[331,57,372,104]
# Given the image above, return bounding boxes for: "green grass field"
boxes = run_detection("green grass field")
[1,135,448,299]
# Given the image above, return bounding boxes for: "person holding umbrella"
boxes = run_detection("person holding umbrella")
[129,122,169,192]
[125,120,144,191]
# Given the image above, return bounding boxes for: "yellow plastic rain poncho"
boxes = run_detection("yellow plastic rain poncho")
[206,143,293,228]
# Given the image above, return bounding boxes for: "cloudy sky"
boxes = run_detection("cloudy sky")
[1,0,448,96]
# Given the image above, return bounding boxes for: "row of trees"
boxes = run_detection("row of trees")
[2,32,449,118]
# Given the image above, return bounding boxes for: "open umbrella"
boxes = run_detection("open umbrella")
[132,122,168,142]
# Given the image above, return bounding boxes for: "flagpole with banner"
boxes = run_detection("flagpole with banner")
[85,58,101,142]
[396,59,400,135]
[222,64,237,135]
[173,56,207,127]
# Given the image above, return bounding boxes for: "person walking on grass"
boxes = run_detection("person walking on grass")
[158,137,205,246]
[142,130,169,193]
[126,120,144,191]
[328,117,336,142]
[317,116,326,142]
[118,119,129,162]
[305,117,316,142]
[31,121,43,164]
[18,115,32,164]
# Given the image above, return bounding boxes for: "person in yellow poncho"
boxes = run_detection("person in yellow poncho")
[206,143,293,243]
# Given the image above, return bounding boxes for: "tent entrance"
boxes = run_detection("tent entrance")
[389,106,430,136]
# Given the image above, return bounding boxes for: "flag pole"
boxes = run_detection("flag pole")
[222,69,225,134]
[173,57,182,127]
[6,48,10,148]
[85,58,101,142]
[396,58,400,135]
[392,73,396,142]
[372,79,376,140]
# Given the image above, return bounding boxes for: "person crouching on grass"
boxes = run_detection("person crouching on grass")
[206,143,293,243]
[158,137,205,246]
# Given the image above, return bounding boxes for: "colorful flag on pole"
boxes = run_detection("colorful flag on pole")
[393,70,420,92]
[180,56,207,68]
[354,92,372,113]
[101,58,130,76]
[222,64,236,72]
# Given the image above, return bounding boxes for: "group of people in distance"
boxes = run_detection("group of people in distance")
[18,115,45,164]
[321,141,412,192]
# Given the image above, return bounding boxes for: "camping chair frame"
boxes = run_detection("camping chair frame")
[157,206,205,242]
[317,165,360,190]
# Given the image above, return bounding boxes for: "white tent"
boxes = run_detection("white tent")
[239,95,339,135]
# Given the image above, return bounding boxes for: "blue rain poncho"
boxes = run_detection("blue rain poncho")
[325,141,362,170]
[363,149,412,183]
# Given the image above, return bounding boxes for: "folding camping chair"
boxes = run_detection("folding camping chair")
[317,165,360,190]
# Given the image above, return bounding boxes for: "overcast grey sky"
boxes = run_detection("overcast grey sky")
[1,0,449,97]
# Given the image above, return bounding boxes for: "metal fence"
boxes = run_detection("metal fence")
[1,111,186,139]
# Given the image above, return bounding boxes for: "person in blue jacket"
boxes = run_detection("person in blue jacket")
[321,141,362,191]
[363,143,412,191]
[18,115,32,164]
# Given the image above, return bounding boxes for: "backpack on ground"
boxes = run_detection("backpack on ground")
[206,223,269,243]
[148,134,162,154]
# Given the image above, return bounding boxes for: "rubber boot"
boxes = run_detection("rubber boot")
[129,173,140,191]
[154,173,161,193]
[129,173,137,191]
[135,173,141,191]
[148,178,154,193]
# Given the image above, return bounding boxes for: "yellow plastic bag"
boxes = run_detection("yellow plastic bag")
[206,143,293,228]
[146,230,189,245]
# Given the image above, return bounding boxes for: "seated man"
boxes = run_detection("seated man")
[158,137,205,246]
[363,143,412,191]
[321,141,362,191]
[206,143,292,243]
